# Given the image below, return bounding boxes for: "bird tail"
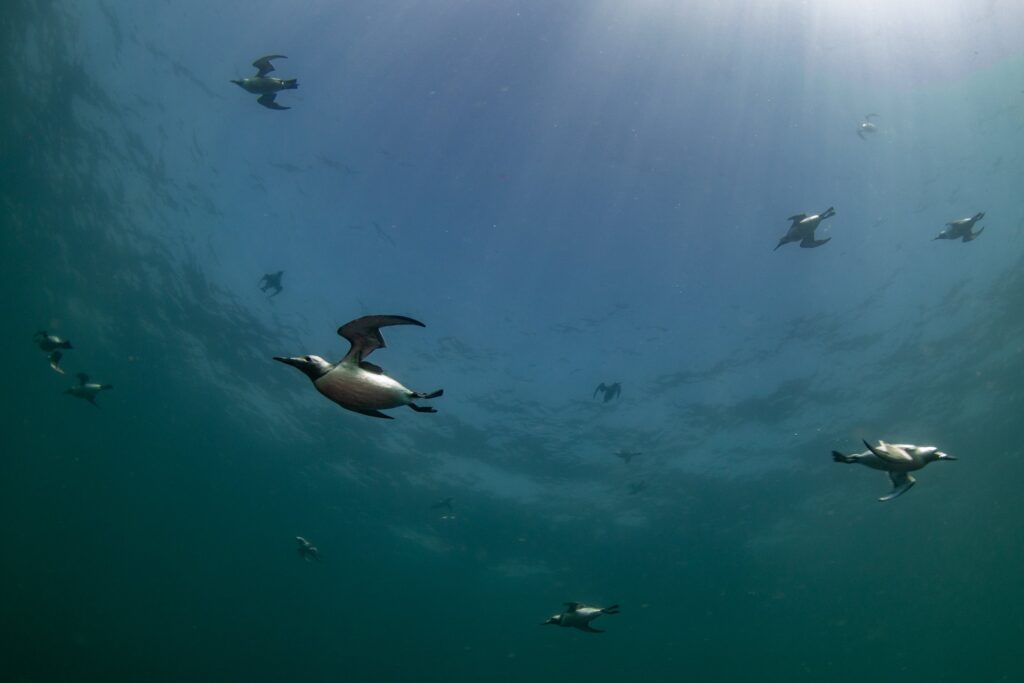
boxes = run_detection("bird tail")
[601,605,620,615]
[283,79,298,90]
[832,450,856,463]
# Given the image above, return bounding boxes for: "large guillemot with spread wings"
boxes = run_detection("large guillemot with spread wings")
[274,315,443,419]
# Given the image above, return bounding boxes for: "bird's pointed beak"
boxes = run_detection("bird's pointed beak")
[940,453,957,461]
[273,356,303,368]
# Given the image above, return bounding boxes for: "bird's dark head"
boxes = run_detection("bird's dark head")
[273,354,332,380]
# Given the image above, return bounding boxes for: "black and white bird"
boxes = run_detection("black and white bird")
[34,330,72,374]
[543,603,620,633]
[857,113,880,140]
[274,315,443,419]
[774,207,835,250]
[64,373,112,407]
[934,212,985,242]
[231,55,298,110]
[832,440,956,501]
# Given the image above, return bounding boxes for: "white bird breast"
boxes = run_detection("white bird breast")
[314,365,412,410]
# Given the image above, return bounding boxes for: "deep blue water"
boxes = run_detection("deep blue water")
[3,1,1024,681]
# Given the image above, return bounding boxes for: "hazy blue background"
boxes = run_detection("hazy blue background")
[3,1,1024,681]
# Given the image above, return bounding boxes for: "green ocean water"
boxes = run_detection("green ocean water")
[3,2,1024,681]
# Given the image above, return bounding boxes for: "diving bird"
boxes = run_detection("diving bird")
[259,271,284,297]
[231,55,298,110]
[64,373,112,407]
[594,382,621,402]
[296,536,320,562]
[774,207,835,250]
[934,212,985,242]
[832,440,956,501]
[543,603,620,633]
[274,315,443,419]
[34,330,72,374]
[614,450,641,464]
[857,113,880,140]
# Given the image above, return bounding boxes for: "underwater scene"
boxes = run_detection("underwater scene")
[4,1,1024,681]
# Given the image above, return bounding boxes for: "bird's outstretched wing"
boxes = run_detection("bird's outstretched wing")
[337,315,426,364]
[593,383,607,399]
[257,93,289,110]
[880,471,915,502]
[253,54,287,77]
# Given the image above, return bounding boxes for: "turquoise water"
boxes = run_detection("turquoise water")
[3,2,1024,681]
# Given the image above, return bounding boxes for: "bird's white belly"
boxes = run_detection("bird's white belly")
[315,367,411,410]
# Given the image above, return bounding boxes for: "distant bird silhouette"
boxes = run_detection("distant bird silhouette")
[34,330,72,374]
[296,536,321,562]
[628,481,648,495]
[857,113,880,140]
[774,207,835,250]
[614,450,641,464]
[231,55,298,110]
[259,271,284,297]
[65,373,112,407]
[934,212,985,242]
[594,382,621,402]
